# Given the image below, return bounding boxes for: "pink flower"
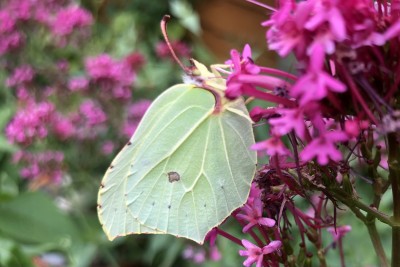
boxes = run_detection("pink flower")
[124,52,146,71]
[6,101,55,145]
[0,11,16,33]
[327,225,352,242]
[225,44,262,99]
[79,100,107,126]
[51,5,93,37]
[269,107,307,139]
[14,150,65,185]
[6,65,34,87]
[68,77,88,91]
[121,122,138,138]
[127,100,151,118]
[290,44,346,104]
[263,1,310,57]
[237,198,275,232]
[239,239,282,267]
[155,40,190,59]
[85,54,136,97]
[101,141,115,155]
[304,0,347,42]
[0,31,23,55]
[251,136,291,157]
[300,130,348,165]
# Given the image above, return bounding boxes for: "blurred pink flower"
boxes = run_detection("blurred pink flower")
[155,40,190,59]
[6,101,55,145]
[51,5,93,37]
[52,114,75,140]
[101,141,115,155]
[79,100,107,126]
[68,77,89,91]
[327,225,352,242]
[15,150,64,185]
[6,65,34,87]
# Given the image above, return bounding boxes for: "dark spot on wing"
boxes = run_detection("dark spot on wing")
[152,201,155,206]
[127,141,132,146]
[168,171,180,183]
[109,165,114,169]
[203,204,206,208]
[168,205,171,209]
[100,183,105,188]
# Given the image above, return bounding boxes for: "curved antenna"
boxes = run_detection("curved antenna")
[161,15,190,74]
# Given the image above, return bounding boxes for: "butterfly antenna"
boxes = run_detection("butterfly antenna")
[161,15,191,74]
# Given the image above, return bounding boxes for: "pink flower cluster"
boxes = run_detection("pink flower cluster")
[69,100,107,140]
[155,40,191,59]
[13,150,64,184]
[85,54,136,100]
[6,101,55,145]
[51,5,92,37]
[121,100,152,138]
[1,0,150,189]
[224,0,400,166]
[0,0,92,54]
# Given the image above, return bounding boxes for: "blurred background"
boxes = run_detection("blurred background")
[0,0,390,266]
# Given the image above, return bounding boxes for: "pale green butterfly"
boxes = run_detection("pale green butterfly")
[97,17,257,244]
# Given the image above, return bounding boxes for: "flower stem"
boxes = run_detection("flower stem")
[216,228,243,246]
[388,133,400,267]
[365,220,389,267]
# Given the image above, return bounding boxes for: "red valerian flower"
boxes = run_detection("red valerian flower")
[237,198,276,232]
[239,239,282,267]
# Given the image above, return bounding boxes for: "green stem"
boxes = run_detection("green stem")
[330,188,393,226]
[388,133,400,267]
[365,220,389,267]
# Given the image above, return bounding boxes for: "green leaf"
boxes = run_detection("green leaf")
[0,192,80,244]
[98,84,256,244]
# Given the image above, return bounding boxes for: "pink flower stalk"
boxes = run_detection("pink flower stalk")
[239,239,282,267]
[237,198,276,232]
